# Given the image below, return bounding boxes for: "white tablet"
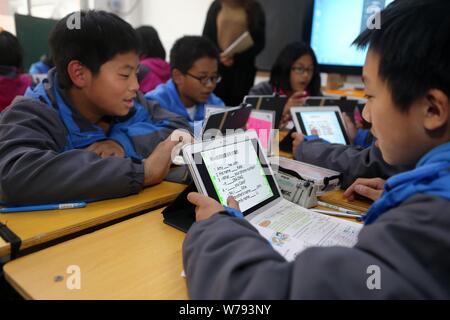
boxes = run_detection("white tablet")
[182,131,282,215]
[290,106,350,145]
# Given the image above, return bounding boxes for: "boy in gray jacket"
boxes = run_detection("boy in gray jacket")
[183,0,450,299]
[0,11,191,205]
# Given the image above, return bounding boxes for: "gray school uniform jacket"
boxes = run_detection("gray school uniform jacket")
[183,194,450,299]
[0,74,190,205]
[295,139,414,188]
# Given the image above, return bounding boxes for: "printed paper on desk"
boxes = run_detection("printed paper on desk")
[222,31,254,57]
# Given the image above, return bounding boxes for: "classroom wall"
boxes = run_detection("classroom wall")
[139,0,213,61]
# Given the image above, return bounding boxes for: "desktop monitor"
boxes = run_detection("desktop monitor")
[309,0,395,75]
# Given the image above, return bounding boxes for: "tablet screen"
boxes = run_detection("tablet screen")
[196,138,279,214]
[297,111,348,145]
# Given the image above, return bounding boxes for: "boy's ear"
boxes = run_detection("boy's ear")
[67,60,90,88]
[172,69,184,87]
[423,89,449,131]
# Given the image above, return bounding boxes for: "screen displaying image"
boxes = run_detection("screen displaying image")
[201,139,274,212]
[311,0,395,67]
[298,111,347,145]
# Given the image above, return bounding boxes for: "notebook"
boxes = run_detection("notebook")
[222,31,254,57]
[181,131,362,261]
[243,94,288,129]
[290,106,350,145]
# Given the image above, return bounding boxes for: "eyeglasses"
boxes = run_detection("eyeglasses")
[186,72,222,86]
[291,66,314,75]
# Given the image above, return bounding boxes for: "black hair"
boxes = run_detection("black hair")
[170,36,219,73]
[0,30,24,69]
[269,42,321,96]
[353,0,450,112]
[136,25,166,60]
[49,10,141,89]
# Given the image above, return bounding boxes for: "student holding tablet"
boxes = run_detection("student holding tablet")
[183,0,450,299]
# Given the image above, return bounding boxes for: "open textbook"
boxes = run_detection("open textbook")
[182,131,362,261]
[222,31,254,56]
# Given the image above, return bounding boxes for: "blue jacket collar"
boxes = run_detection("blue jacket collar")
[363,142,450,225]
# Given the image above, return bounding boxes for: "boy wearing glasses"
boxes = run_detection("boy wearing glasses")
[146,36,224,132]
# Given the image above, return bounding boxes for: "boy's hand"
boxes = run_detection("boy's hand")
[344,178,386,201]
[86,140,125,158]
[143,130,193,186]
[187,192,241,221]
[291,128,318,154]
[291,132,305,154]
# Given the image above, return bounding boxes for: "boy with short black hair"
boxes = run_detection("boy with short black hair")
[0,11,191,205]
[182,0,450,299]
[146,35,224,133]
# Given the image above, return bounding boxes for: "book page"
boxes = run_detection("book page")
[250,200,362,261]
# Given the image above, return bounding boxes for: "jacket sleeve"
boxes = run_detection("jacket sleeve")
[183,194,450,299]
[0,99,145,205]
[294,140,413,188]
[109,94,192,160]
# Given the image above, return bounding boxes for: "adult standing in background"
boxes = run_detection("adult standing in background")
[203,0,265,106]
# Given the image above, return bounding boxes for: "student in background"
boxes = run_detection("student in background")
[29,54,54,75]
[0,28,32,111]
[0,11,191,205]
[203,0,265,106]
[249,41,322,127]
[183,0,450,299]
[135,26,170,93]
[146,36,224,133]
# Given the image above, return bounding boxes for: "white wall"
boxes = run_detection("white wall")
[140,0,213,60]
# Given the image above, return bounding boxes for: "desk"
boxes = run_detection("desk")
[0,237,9,258]
[319,190,370,214]
[4,190,370,300]
[4,208,187,300]
[0,182,186,258]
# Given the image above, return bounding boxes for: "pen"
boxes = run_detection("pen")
[311,209,362,221]
[0,202,87,214]
[317,201,363,215]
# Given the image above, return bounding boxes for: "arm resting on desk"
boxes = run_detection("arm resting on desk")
[294,140,413,188]
[0,101,144,205]
[183,194,450,299]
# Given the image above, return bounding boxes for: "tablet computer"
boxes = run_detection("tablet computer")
[243,94,288,129]
[305,96,361,115]
[182,131,282,216]
[290,106,350,145]
[202,104,253,139]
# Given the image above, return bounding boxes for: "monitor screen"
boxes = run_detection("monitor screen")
[310,0,395,73]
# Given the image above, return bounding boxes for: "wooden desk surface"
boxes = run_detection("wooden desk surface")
[4,208,187,300]
[0,237,9,258]
[0,182,186,257]
[4,190,370,300]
